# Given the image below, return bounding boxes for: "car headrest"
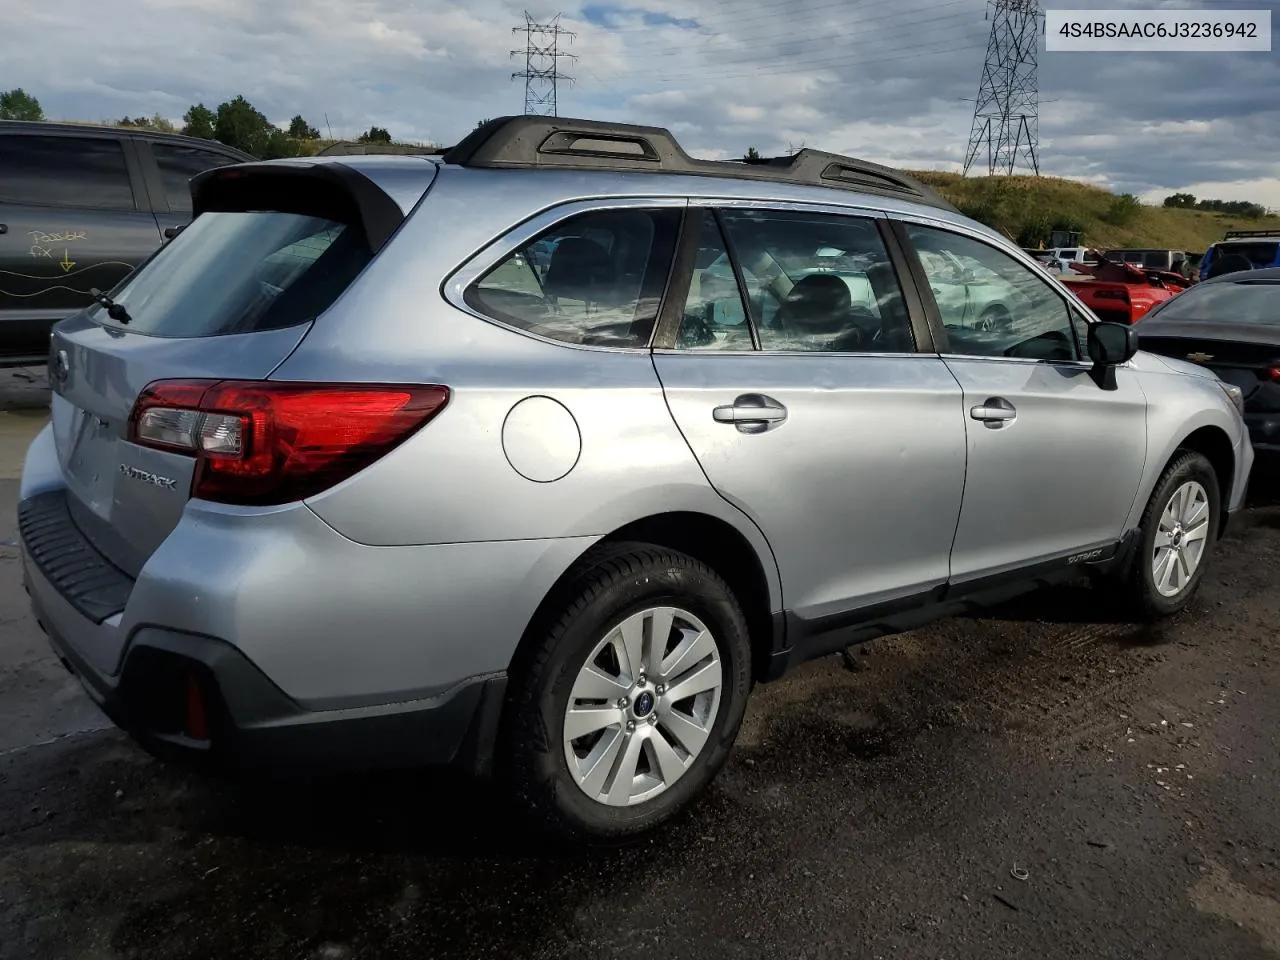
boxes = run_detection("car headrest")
[782,273,852,331]
[543,237,616,301]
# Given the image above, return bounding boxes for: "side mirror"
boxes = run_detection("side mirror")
[1087,321,1138,390]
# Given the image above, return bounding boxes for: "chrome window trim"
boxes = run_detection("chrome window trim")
[441,196,689,355]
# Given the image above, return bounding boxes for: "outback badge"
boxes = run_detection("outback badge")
[119,463,177,490]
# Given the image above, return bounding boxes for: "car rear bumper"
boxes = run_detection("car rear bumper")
[22,514,508,775]
[31,595,508,776]
[18,419,597,776]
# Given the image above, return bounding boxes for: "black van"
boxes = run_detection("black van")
[0,121,251,366]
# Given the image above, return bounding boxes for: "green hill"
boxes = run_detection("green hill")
[909,171,1280,253]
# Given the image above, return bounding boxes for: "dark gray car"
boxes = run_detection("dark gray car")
[0,121,250,366]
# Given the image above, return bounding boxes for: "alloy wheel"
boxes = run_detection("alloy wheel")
[1151,479,1211,598]
[563,606,723,807]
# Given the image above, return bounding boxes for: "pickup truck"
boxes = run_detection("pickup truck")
[1059,256,1190,325]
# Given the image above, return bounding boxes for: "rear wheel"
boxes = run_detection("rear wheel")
[504,544,752,842]
[1116,450,1220,620]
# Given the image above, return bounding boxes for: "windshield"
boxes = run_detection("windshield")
[98,211,371,338]
[1144,279,1280,325]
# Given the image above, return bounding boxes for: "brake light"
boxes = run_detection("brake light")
[1270,366,1280,382]
[128,380,450,505]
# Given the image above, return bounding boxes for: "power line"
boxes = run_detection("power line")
[576,2,987,86]
[597,35,989,86]
[599,5,979,67]
[963,0,1042,176]
[512,12,576,117]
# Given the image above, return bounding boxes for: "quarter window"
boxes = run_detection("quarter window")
[907,224,1079,362]
[717,209,915,353]
[151,143,240,215]
[0,135,135,209]
[466,208,680,348]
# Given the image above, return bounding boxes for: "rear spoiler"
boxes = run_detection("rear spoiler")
[189,162,407,253]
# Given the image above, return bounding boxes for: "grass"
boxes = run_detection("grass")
[909,171,1280,253]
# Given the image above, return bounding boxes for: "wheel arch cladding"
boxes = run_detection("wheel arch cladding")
[510,512,778,685]
[1174,426,1235,534]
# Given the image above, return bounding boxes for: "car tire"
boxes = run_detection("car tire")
[1116,450,1220,621]
[503,542,752,843]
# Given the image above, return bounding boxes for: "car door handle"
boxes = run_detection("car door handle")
[713,393,788,433]
[969,397,1017,424]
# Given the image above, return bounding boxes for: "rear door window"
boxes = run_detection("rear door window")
[465,207,681,348]
[149,143,241,215]
[0,135,135,209]
[101,210,370,337]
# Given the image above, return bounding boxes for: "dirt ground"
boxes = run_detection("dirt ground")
[1,400,1278,960]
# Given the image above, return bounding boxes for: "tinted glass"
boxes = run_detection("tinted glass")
[1217,242,1280,268]
[100,211,370,337]
[467,208,680,347]
[718,209,915,353]
[675,212,754,350]
[908,224,1078,362]
[1143,279,1280,326]
[151,143,239,214]
[0,135,134,209]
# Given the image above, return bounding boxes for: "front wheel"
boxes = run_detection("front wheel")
[503,544,752,842]
[1117,450,1221,620]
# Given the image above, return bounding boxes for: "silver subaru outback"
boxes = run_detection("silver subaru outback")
[20,117,1253,840]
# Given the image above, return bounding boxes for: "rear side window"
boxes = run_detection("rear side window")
[466,207,681,348]
[0,135,135,209]
[102,211,370,337]
[150,143,240,215]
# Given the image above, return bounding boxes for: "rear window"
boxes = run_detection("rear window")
[1214,242,1280,268]
[1145,279,1280,325]
[99,210,370,337]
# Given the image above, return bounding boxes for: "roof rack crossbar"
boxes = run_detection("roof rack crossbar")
[1222,229,1280,240]
[441,116,956,213]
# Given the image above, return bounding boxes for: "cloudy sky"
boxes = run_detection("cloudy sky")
[3,0,1278,206]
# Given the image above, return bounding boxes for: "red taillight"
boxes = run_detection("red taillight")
[185,674,209,741]
[128,380,450,505]
[1269,366,1280,382]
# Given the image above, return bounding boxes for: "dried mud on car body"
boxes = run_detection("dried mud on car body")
[1,485,1279,960]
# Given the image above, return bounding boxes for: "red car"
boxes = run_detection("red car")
[1059,257,1190,325]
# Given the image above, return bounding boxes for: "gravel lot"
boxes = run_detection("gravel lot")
[1,404,1278,960]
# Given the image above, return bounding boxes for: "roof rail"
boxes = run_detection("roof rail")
[441,116,957,212]
[1222,229,1280,240]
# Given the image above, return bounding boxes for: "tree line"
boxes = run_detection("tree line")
[1162,192,1269,219]
[1,87,395,159]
